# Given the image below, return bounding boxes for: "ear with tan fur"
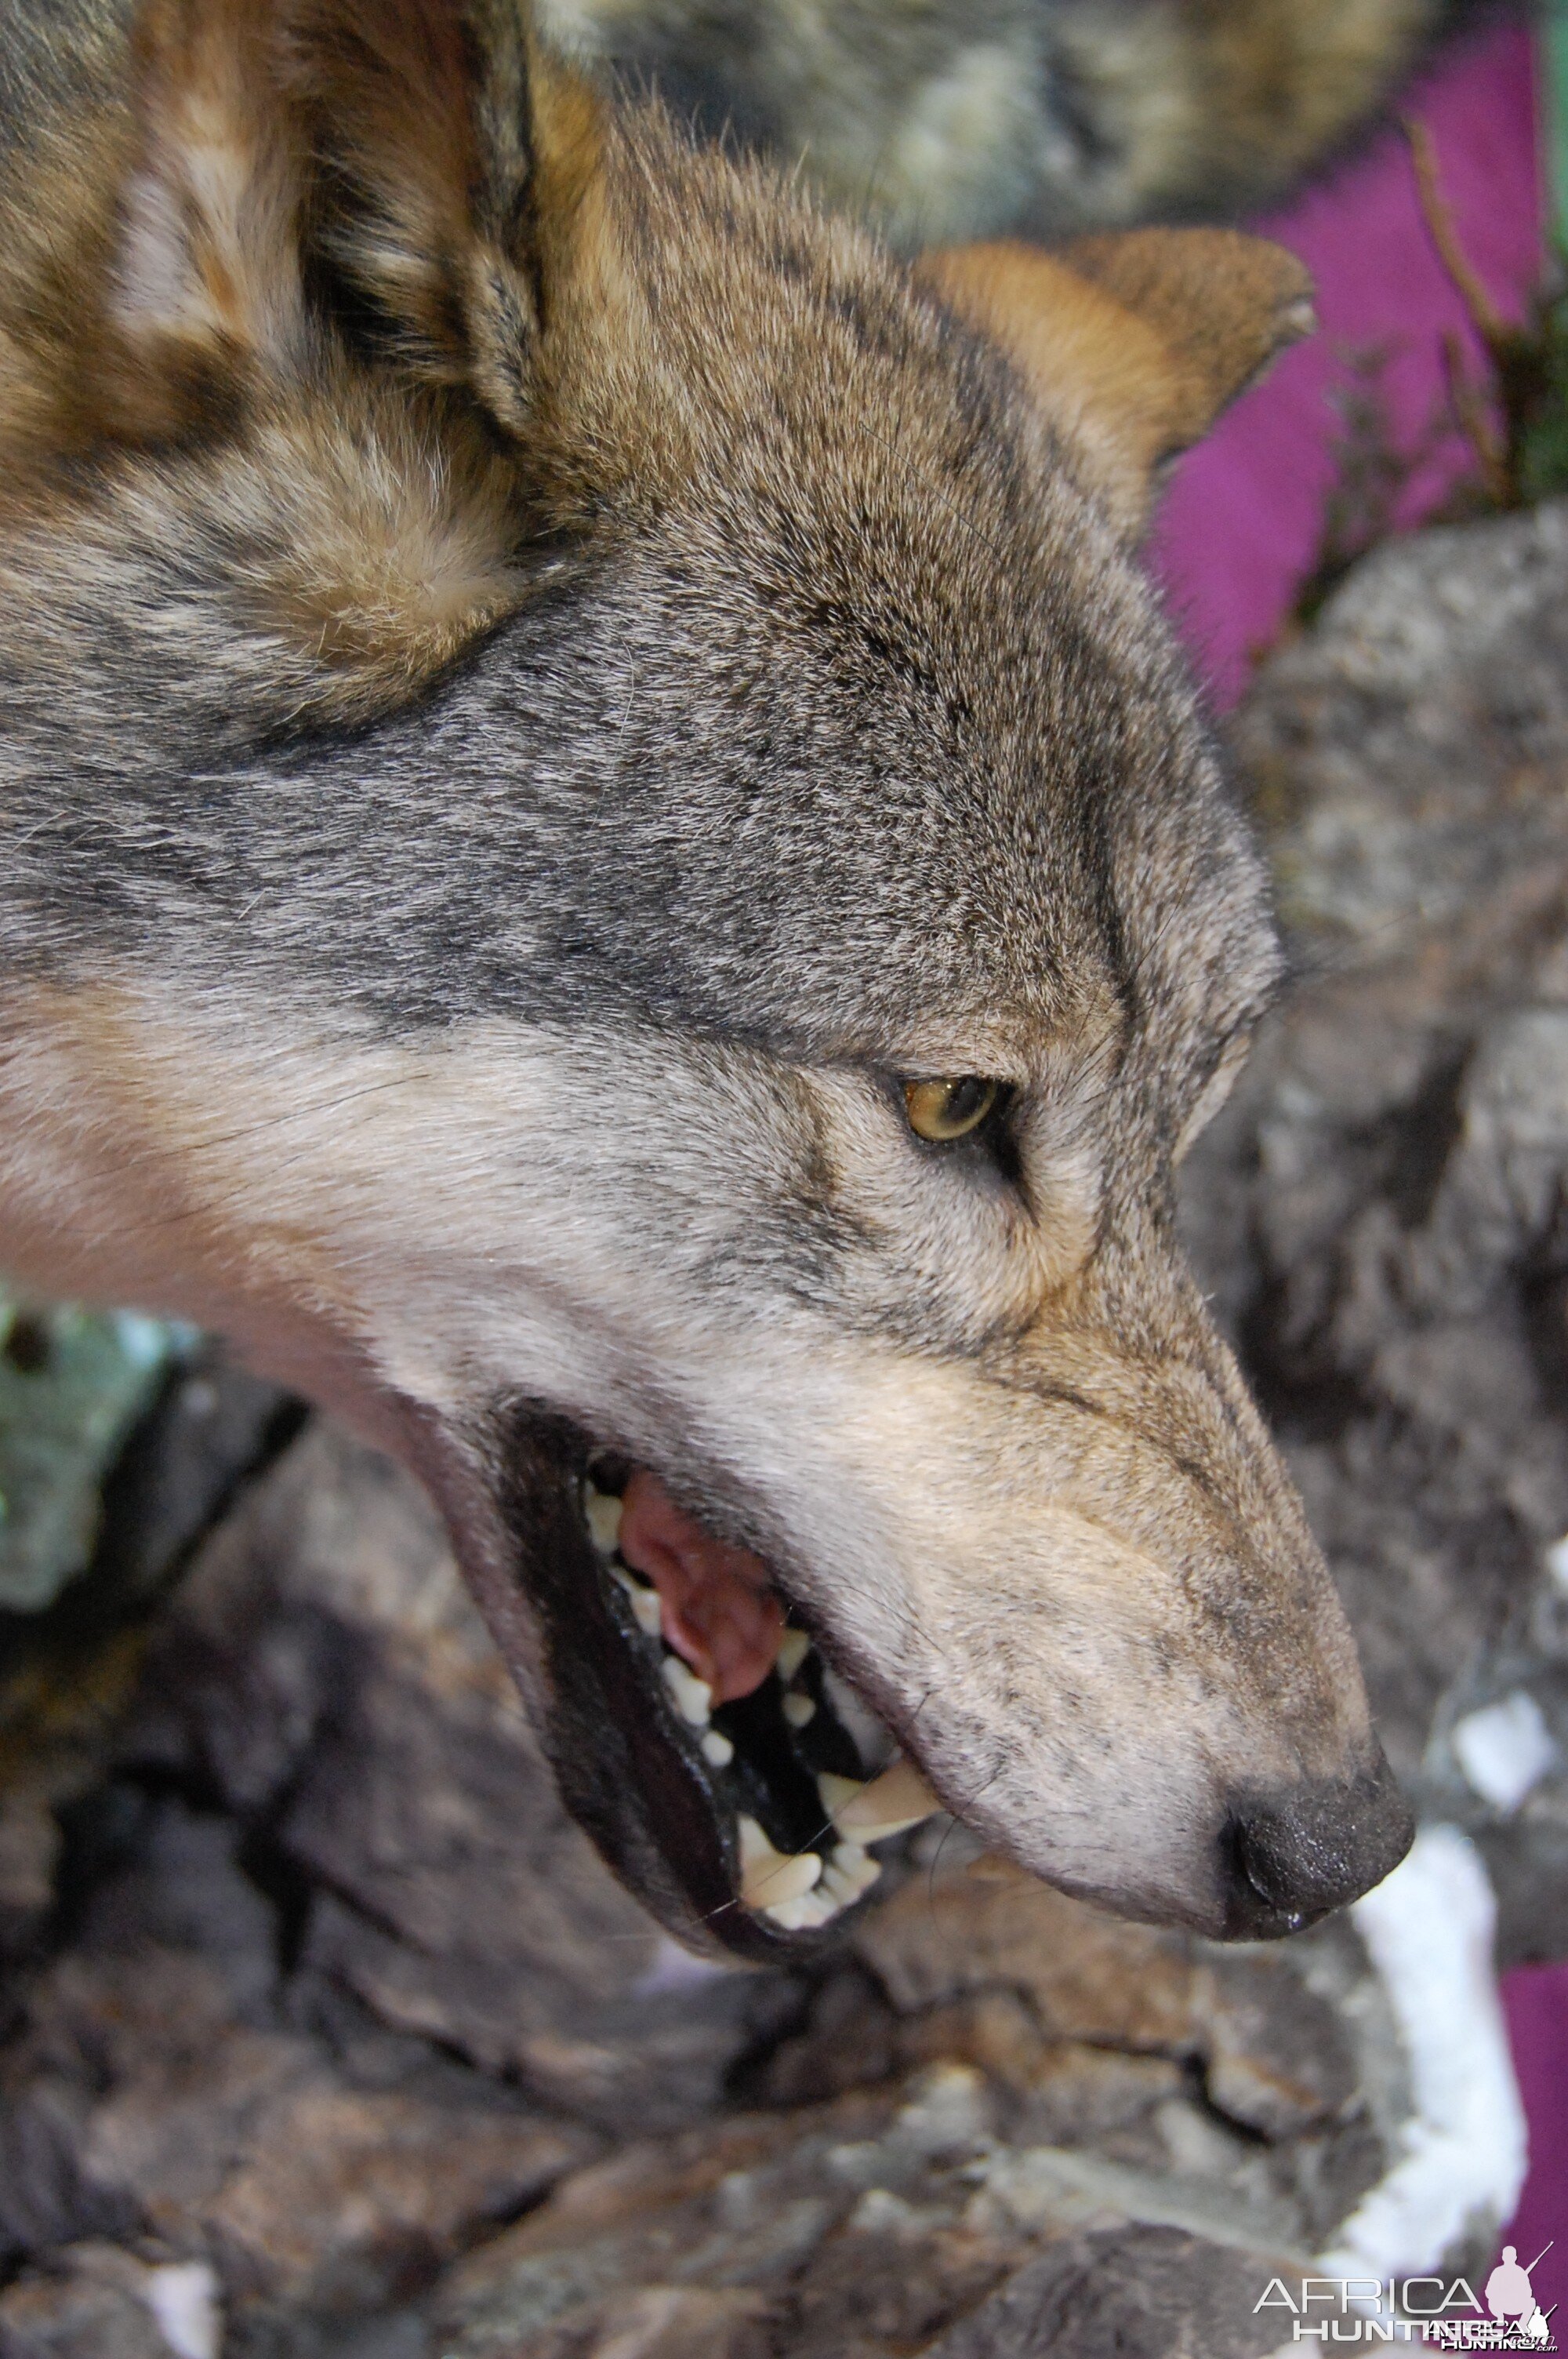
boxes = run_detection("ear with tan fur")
[107,0,605,440]
[918,228,1315,535]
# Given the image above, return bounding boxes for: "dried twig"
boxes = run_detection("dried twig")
[1404,114,1510,350]
[1439,326,1508,500]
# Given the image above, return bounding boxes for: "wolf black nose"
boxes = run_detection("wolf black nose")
[1221,1749,1414,1938]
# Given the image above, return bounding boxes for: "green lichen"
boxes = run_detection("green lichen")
[0,1289,180,1615]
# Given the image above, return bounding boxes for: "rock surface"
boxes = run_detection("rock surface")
[1183,500,1568,1963]
[5,500,1568,2352]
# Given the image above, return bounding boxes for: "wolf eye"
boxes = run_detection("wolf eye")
[903,1076,1000,1142]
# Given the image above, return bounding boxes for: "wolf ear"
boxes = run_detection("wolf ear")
[111,0,604,437]
[286,0,607,434]
[918,229,1314,535]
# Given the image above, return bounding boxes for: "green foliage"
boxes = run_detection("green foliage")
[1513,260,1568,506]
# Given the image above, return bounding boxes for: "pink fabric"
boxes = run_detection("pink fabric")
[1145,12,1566,2280]
[1501,1965,1568,2329]
[1150,18,1546,704]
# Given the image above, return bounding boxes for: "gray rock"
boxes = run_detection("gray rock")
[1183,500,1568,1963]
[920,2225,1294,2359]
[115,1425,800,2129]
[0,2245,182,2359]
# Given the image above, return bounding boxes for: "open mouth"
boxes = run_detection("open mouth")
[579,1459,941,1933]
[494,1408,941,1953]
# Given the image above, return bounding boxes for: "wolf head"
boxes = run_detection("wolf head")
[0,0,1410,1954]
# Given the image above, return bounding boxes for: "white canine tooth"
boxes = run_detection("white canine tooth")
[776,1630,811,1683]
[584,1487,623,1557]
[701,1729,735,1768]
[782,1692,816,1729]
[661,1656,713,1726]
[736,1816,822,1908]
[820,1860,860,1906]
[614,1568,663,1637]
[828,1758,939,1842]
[748,1852,822,1905]
[817,1772,864,1820]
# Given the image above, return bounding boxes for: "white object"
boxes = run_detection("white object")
[584,1485,623,1556]
[143,2262,221,2359]
[1451,1691,1557,1815]
[1316,1824,1526,2289]
[776,1630,811,1681]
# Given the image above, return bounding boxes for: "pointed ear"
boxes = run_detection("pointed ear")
[285,0,608,434]
[917,228,1314,535]
[109,0,605,438]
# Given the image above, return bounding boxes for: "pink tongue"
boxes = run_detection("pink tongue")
[617,1469,785,1704]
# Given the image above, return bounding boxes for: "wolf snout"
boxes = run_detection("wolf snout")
[1219,1747,1414,1938]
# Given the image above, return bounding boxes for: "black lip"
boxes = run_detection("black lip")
[494,1402,833,1959]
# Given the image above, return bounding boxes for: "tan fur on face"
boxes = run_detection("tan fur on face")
[118,0,307,372]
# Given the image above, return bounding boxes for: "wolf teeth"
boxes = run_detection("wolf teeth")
[662,1655,713,1725]
[820,1842,880,1905]
[817,1771,863,1819]
[589,1478,907,1920]
[584,1484,623,1556]
[766,1885,838,1930]
[613,1565,663,1638]
[818,1759,938,1841]
[737,1815,822,1908]
[776,1630,811,1682]
[766,1841,880,1926]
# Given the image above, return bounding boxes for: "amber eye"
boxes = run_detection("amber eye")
[903,1075,1000,1143]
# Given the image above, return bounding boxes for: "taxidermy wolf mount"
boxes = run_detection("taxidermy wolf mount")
[0,0,1413,1957]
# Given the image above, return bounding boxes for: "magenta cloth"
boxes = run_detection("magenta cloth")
[1143,10,1567,2292]
[1501,1966,1568,2328]
[1150,16,1547,704]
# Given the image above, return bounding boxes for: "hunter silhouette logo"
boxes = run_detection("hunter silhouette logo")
[1479,2248,1555,2348]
